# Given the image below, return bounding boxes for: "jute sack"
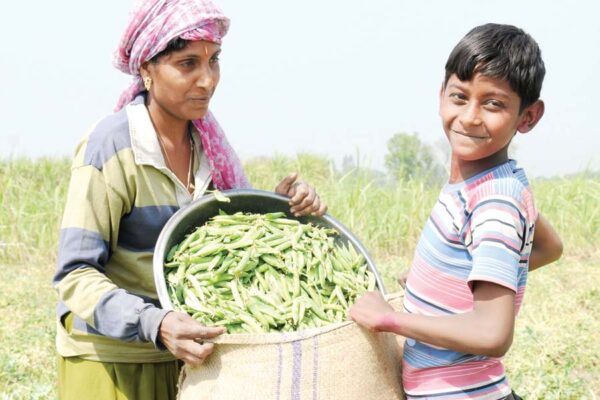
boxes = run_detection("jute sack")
[177,292,405,400]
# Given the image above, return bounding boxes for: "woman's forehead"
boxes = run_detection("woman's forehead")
[169,40,221,58]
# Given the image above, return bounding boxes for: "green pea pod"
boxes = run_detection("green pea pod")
[177,230,201,253]
[189,242,224,258]
[184,229,207,251]
[261,254,286,271]
[278,275,292,302]
[239,313,264,333]
[366,270,377,291]
[229,280,245,309]
[264,212,286,220]
[291,270,300,297]
[271,218,299,226]
[306,298,327,320]
[231,251,251,276]
[166,244,179,262]
[247,304,271,329]
[333,286,348,309]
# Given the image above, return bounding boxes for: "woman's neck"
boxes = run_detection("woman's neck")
[146,96,189,145]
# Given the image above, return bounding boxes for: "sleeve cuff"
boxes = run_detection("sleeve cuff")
[467,275,518,294]
[138,306,172,349]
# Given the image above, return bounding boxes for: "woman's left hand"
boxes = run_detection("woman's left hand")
[274,173,328,217]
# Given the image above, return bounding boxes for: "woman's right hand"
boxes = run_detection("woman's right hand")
[158,311,225,367]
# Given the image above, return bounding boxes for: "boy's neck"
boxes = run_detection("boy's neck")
[448,149,509,184]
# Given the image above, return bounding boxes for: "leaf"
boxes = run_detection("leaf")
[212,190,231,203]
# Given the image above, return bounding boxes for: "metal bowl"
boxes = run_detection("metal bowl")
[153,189,386,310]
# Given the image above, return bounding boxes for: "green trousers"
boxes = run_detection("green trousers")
[58,356,180,400]
[57,314,180,400]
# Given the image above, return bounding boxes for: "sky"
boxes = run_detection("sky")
[1,0,599,177]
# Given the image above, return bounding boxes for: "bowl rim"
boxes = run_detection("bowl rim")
[153,188,386,311]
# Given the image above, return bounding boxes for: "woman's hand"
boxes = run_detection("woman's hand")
[274,173,327,217]
[158,311,225,367]
[349,291,398,333]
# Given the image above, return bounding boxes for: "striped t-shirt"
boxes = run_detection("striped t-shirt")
[403,160,537,399]
[53,95,213,362]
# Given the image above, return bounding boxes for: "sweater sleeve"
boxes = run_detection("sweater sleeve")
[53,139,169,347]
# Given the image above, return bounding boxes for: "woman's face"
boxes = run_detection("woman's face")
[142,40,221,121]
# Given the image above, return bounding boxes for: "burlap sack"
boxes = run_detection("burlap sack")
[177,293,405,400]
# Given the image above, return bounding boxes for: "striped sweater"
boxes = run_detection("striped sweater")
[53,95,213,362]
[403,160,537,399]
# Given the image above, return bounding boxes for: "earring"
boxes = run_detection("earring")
[143,76,152,91]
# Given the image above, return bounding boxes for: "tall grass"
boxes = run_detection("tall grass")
[245,154,599,257]
[0,158,70,266]
[0,156,598,399]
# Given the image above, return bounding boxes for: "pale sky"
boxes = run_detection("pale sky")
[1,0,598,177]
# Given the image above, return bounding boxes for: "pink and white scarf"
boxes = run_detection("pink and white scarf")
[113,0,250,190]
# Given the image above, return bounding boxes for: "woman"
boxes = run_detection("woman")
[53,1,326,398]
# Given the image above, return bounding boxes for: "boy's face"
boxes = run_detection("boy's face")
[439,73,541,163]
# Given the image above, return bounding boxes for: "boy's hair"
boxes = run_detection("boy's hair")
[444,23,545,112]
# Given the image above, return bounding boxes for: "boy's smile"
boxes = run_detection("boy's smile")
[452,130,489,139]
[439,73,544,182]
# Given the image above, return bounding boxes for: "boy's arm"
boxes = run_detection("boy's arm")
[529,213,563,271]
[352,186,530,357]
[349,281,515,358]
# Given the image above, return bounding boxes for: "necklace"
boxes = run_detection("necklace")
[156,131,195,193]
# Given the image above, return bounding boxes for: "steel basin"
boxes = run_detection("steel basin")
[153,189,386,310]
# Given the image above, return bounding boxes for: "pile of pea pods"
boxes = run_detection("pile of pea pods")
[164,211,377,333]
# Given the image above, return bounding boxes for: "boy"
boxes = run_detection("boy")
[350,24,560,399]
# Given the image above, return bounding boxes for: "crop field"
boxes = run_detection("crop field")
[1,156,598,399]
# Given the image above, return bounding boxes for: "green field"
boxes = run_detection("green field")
[1,157,598,399]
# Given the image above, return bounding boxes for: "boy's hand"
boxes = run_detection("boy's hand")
[274,173,328,217]
[529,213,563,271]
[349,291,398,333]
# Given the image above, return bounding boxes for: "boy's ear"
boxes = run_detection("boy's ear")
[517,100,545,134]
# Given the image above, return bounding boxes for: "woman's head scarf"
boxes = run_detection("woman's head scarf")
[113,0,250,190]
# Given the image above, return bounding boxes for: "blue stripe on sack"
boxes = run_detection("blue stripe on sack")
[117,205,179,252]
[291,340,302,400]
[53,227,111,285]
[312,336,319,400]
[276,343,283,400]
[83,108,131,170]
